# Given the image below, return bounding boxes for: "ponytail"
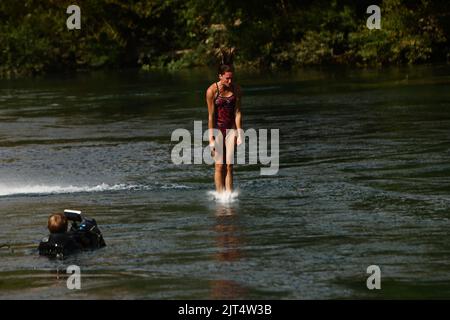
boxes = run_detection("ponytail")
[217,47,236,75]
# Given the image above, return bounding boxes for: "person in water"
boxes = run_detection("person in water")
[39,210,105,258]
[206,48,243,193]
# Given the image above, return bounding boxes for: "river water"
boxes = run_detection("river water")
[0,65,449,299]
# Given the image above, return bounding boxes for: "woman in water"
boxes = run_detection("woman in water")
[206,48,242,194]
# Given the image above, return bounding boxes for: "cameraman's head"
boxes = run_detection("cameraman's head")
[48,213,68,234]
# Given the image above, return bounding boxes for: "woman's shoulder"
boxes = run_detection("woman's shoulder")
[206,82,218,95]
[208,82,218,89]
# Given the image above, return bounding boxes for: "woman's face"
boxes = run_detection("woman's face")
[219,71,233,88]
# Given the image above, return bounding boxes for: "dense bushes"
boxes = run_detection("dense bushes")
[0,0,448,77]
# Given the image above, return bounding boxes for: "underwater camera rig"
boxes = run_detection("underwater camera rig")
[38,209,106,259]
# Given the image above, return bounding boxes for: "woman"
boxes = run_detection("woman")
[206,48,242,194]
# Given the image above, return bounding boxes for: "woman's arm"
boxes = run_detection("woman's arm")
[235,85,243,145]
[206,85,216,146]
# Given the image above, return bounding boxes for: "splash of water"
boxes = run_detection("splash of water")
[0,183,131,197]
[207,190,239,203]
[0,182,191,197]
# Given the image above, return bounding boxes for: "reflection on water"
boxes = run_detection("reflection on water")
[210,279,248,300]
[210,203,247,299]
[214,204,241,262]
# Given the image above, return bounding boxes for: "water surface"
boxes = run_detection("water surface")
[1,65,450,299]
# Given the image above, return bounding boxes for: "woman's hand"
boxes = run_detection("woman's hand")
[236,132,243,146]
[209,139,215,157]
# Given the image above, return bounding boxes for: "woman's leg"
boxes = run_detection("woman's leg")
[224,129,237,192]
[214,130,226,193]
[225,164,233,192]
[215,164,225,193]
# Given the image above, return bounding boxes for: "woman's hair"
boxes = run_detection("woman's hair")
[48,213,68,234]
[217,47,236,75]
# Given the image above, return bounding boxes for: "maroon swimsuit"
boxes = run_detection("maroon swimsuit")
[214,82,236,163]
[214,82,236,136]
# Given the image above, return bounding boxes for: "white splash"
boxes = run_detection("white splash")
[0,183,135,197]
[0,182,192,197]
[207,190,239,203]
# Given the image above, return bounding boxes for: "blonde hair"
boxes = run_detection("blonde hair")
[48,213,68,233]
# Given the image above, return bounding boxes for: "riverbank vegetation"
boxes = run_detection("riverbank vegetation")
[0,0,448,77]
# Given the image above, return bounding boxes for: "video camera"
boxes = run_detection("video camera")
[64,209,101,234]
[64,209,82,222]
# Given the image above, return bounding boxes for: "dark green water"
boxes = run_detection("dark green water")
[1,65,450,299]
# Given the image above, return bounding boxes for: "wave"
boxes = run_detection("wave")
[0,182,191,197]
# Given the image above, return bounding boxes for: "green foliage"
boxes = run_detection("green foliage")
[348,0,448,66]
[0,0,448,77]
